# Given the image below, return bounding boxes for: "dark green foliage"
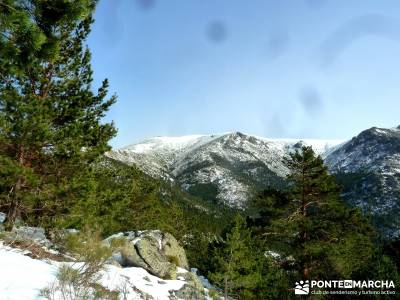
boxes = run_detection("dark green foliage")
[383,238,400,270]
[208,215,262,300]
[247,187,290,230]
[342,246,400,300]
[203,147,398,299]
[0,0,116,228]
[47,156,234,270]
[207,214,291,300]
[55,157,181,234]
[188,183,219,203]
[0,0,45,75]
[240,146,392,299]
[259,146,376,280]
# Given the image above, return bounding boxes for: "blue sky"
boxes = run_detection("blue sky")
[88,0,400,148]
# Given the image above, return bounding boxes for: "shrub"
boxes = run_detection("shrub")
[40,227,117,299]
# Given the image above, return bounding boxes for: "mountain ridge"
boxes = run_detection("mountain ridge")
[107,132,344,206]
[107,127,400,237]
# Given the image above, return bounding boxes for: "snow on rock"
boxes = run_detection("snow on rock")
[107,135,221,182]
[100,265,185,299]
[107,132,343,208]
[0,212,6,223]
[325,126,400,237]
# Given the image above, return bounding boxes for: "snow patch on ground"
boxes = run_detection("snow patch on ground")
[0,242,57,300]
[100,265,185,299]
[0,242,190,300]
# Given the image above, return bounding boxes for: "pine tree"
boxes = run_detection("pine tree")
[285,146,340,279]
[0,0,45,76]
[0,0,116,228]
[209,214,261,300]
[258,146,375,281]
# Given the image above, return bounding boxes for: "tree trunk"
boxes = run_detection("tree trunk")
[224,276,228,300]
[4,177,22,230]
[4,146,25,230]
[301,166,309,279]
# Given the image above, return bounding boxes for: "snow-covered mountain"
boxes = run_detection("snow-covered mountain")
[325,126,400,237]
[108,126,400,237]
[107,132,343,207]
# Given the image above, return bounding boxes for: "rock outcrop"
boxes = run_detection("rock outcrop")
[0,212,5,231]
[173,283,204,300]
[0,225,212,299]
[9,226,53,248]
[104,230,189,280]
[104,230,209,298]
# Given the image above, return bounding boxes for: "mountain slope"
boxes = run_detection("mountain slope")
[108,127,400,237]
[107,132,343,207]
[93,156,234,238]
[325,126,400,237]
